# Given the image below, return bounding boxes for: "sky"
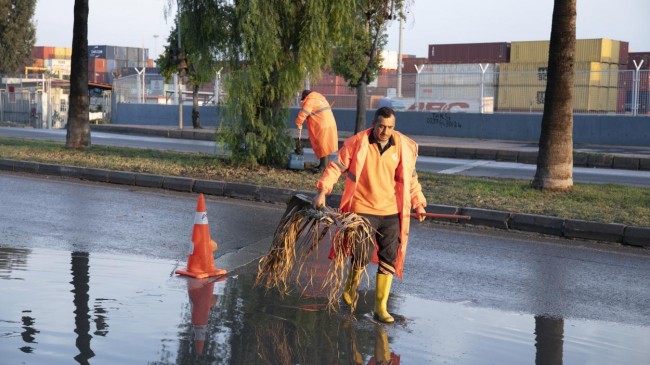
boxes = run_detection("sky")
[35,0,650,61]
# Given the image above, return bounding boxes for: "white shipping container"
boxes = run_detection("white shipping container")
[380,50,399,70]
[50,59,71,68]
[418,63,499,86]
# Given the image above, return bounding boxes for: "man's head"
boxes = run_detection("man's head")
[372,107,396,142]
[301,90,312,101]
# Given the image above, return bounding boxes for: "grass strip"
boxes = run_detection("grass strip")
[1,137,648,227]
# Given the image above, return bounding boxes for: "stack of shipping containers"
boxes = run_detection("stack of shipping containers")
[498,38,626,113]
[31,46,72,79]
[423,42,509,112]
[88,45,151,85]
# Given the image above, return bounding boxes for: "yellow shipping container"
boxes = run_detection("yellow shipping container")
[497,63,618,113]
[496,85,616,113]
[54,47,72,60]
[499,62,618,88]
[510,39,622,64]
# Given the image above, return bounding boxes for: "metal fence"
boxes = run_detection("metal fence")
[305,68,649,116]
[1,73,113,128]
[107,68,650,117]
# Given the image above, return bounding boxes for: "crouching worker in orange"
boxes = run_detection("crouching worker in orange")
[295,90,339,171]
[312,107,427,323]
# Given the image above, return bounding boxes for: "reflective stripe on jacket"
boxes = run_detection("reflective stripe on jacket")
[294,92,339,158]
[317,129,427,279]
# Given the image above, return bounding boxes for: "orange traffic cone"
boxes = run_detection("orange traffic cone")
[187,277,223,355]
[176,194,227,278]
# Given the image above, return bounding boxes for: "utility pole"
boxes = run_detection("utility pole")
[397,17,403,98]
[177,1,183,129]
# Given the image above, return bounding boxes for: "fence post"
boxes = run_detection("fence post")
[479,64,489,114]
[632,60,644,117]
[414,64,423,112]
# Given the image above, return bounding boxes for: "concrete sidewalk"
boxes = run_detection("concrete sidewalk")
[91,124,650,171]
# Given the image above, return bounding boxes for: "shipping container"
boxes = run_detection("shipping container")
[126,47,141,61]
[510,39,625,64]
[628,52,650,70]
[32,59,44,68]
[499,62,618,88]
[106,59,117,72]
[88,45,106,58]
[53,47,71,59]
[32,46,55,60]
[618,41,629,66]
[380,50,399,69]
[401,57,427,73]
[427,42,510,64]
[496,84,618,113]
[88,58,107,73]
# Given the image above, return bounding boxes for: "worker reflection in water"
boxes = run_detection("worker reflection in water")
[348,323,400,365]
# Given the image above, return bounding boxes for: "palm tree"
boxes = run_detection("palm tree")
[532,0,576,191]
[66,0,90,148]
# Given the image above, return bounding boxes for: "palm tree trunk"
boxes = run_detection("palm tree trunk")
[66,0,90,148]
[532,0,576,191]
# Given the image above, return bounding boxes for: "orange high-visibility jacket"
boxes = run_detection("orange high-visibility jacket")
[317,129,427,279]
[295,91,339,159]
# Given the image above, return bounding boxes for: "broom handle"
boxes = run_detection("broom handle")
[409,212,471,220]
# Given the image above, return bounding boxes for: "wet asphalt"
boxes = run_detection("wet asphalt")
[1,172,650,364]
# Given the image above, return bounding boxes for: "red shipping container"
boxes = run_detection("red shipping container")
[628,52,650,70]
[88,58,106,73]
[428,42,511,64]
[618,41,629,66]
[402,57,427,73]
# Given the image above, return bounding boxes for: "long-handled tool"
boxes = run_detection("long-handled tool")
[410,212,471,220]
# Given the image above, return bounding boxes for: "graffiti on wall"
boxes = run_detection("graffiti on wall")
[425,112,462,128]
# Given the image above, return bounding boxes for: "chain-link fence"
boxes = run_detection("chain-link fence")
[107,68,650,117]
[1,73,114,128]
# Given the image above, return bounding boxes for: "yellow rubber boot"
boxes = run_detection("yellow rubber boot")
[375,326,391,362]
[374,273,394,323]
[343,268,362,306]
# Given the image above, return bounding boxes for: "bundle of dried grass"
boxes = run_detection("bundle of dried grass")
[255,194,374,312]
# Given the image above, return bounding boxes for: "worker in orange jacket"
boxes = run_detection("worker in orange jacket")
[313,107,427,323]
[295,90,339,171]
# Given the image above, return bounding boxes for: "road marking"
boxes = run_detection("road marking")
[438,160,490,174]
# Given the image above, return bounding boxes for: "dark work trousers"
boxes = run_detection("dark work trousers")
[352,213,400,275]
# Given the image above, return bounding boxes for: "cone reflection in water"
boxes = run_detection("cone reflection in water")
[176,194,227,279]
[187,277,223,355]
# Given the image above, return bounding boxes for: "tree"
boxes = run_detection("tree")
[66,0,90,148]
[0,0,36,74]
[532,0,576,191]
[332,0,404,133]
[220,0,353,166]
[161,0,232,129]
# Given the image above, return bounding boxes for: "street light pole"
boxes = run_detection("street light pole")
[153,34,159,60]
[397,16,403,98]
[177,1,183,130]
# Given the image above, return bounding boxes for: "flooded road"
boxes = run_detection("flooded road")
[2,247,649,364]
[1,172,650,364]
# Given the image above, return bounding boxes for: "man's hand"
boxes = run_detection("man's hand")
[312,190,326,209]
[414,205,427,222]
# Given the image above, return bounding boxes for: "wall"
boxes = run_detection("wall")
[112,103,650,147]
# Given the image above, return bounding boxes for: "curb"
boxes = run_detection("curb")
[90,124,650,171]
[1,157,648,249]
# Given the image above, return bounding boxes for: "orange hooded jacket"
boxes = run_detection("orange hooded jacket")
[317,129,427,279]
[295,91,339,159]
